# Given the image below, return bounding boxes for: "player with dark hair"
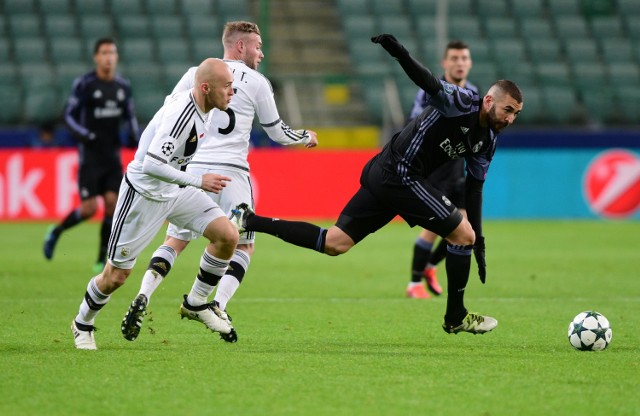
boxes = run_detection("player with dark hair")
[230,34,523,335]
[44,38,139,272]
[406,40,478,299]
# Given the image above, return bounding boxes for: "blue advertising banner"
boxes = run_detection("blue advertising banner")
[484,147,640,219]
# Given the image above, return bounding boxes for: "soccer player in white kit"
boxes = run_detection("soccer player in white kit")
[71,59,238,350]
[121,22,318,343]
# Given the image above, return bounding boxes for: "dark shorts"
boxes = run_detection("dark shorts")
[78,161,123,200]
[335,162,463,244]
[427,159,465,208]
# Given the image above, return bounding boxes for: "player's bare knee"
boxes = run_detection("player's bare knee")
[324,244,349,256]
[323,240,352,256]
[446,221,475,246]
[216,221,240,251]
[102,266,131,291]
[324,227,354,256]
[112,270,130,287]
[165,236,189,255]
[237,243,254,256]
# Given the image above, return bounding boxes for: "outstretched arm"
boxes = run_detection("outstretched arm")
[371,34,442,96]
[254,76,317,147]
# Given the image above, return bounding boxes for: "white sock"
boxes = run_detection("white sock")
[139,269,164,304]
[75,277,110,326]
[186,250,229,306]
[138,245,177,304]
[214,276,240,311]
[213,249,250,310]
[187,279,213,306]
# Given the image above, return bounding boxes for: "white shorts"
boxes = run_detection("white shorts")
[167,165,255,244]
[108,177,226,269]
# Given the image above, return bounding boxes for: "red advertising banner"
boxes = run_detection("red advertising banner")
[0,149,376,221]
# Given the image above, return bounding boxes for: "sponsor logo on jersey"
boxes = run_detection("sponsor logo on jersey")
[169,155,194,165]
[439,138,466,159]
[583,149,640,218]
[94,100,122,119]
[460,126,469,134]
[161,142,175,156]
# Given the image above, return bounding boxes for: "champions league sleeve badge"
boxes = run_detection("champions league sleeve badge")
[161,142,175,156]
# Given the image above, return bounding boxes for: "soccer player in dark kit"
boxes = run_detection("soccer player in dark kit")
[44,38,139,272]
[406,40,478,299]
[230,34,523,335]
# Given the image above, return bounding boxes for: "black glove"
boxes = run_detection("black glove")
[474,235,486,284]
[371,34,408,59]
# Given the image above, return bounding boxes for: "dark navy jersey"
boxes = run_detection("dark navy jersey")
[408,78,479,121]
[64,70,138,164]
[376,80,497,184]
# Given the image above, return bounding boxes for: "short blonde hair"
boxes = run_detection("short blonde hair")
[222,21,261,47]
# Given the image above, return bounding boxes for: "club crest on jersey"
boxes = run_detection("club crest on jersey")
[472,141,483,153]
[93,89,102,99]
[443,83,455,95]
[117,88,125,101]
[442,195,452,206]
[161,142,175,156]
[120,247,130,257]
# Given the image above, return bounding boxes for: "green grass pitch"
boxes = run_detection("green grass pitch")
[1,220,639,415]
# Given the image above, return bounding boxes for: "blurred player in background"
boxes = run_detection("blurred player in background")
[71,58,238,350]
[120,21,318,343]
[406,40,478,299]
[43,38,139,273]
[230,34,524,335]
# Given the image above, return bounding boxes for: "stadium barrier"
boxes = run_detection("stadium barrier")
[0,147,638,221]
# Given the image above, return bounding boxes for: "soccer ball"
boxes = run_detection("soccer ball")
[567,311,612,351]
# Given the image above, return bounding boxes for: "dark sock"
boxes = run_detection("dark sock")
[197,269,222,287]
[444,244,473,324]
[429,238,448,266]
[98,216,112,263]
[226,260,246,283]
[411,238,433,283]
[246,214,327,253]
[148,256,173,277]
[55,209,84,235]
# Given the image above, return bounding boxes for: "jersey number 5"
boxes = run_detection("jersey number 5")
[218,108,236,135]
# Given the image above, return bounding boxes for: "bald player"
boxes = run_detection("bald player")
[70,58,238,350]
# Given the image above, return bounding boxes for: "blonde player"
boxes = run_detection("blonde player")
[71,59,237,350]
[121,21,318,343]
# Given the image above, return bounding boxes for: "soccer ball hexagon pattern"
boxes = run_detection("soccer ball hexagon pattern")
[568,311,612,351]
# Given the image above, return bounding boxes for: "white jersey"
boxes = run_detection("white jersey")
[127,90,209,201]
[172,61,310,173]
